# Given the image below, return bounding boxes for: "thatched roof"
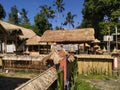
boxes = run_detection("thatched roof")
[92,39,100,43]
[111,48,119,55]
[79,43,90,47]
[43,44,62,64]
[15,67,58,90]
[0,20,36,39]
[26,35,46,45]
[40,28,95,44]
[0,24,8,34]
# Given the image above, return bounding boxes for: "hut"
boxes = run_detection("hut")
[92,39,101,54]
[25,35,48,55]
[40,28,95,54]
[79,43,90,54]
[0,20,36,54]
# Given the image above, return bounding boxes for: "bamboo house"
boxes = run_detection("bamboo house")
[0,20,36,54]
[40,28,95,54]
[25,35,49,55]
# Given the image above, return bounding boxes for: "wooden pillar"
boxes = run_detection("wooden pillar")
[15,34,17,52]
[38,45,40,54]
[84,42,85,53]
[77,44,80,54]
[47,42,48,54]
[4,36,7,54]
[0,40,2,53]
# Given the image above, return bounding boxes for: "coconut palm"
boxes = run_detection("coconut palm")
[40,5,55,19]
[64,12,77,29]
[53,0,65,29]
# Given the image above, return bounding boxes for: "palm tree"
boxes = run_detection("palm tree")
[53,0,65,29]
[64,12,77,29]
[40,5,55,19]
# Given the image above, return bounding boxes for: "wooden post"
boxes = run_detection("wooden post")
[84,42,85,53]
[47,42,49,54]
[77,44,80,54]
[4,36,7,54]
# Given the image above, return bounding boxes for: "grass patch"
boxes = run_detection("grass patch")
[0,73,5,77]
[77,74,118,80]
[73,74,118,90]
[74,80,99,90]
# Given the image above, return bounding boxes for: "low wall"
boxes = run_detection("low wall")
[75,54,113,75]
[2,55,47,71]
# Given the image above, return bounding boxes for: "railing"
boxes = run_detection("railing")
[15,67,58,90]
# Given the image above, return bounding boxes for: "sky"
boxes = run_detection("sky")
[0,0,84,29]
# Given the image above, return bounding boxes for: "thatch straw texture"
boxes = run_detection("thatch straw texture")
[0,20,36,39]
[2,55,46,61]
[26,35,46,45]
[79,43,90,47]
[92,39,100,43]
[15,68,58,90]
[43,45,62,64]
[0,24,7,34]
[40,28,95,43]
[75,54,113,59]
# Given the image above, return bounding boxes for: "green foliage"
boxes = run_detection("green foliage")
[63,12,76,29]
[79,0,120,40]
[0,3,6,20]
[53,0,65,13]
[20,8,30,24]
[57,69,63,90]
[74,74,119,90]
[8,5,19,25]
[19,23,32,29]
[18,8,32,29]
[0,73,5,77]
[40,5,55,19]
[55,26,64,30]
[34,13,52,36]
[74,80,99,90]
[53,0,65,28]
[69,57,78,89]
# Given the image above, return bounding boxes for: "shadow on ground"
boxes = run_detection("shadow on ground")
[0,76,30,90]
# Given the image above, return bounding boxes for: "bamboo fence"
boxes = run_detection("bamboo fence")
[75,54,113,75]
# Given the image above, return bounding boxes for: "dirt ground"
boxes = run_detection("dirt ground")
[85,77,120,90]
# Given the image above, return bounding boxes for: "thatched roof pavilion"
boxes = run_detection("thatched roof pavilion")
[40,28,95,44]
[0,20,36,39]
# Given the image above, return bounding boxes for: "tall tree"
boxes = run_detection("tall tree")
[53,0,65,28]
[40,5,55,19]
[19,8,32,29]
[34,13,52,36]
[20,8,29,24]
[0,3,6,20]
[63,12,76,29]
[8,5,19,25]
[78,0,120,40]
